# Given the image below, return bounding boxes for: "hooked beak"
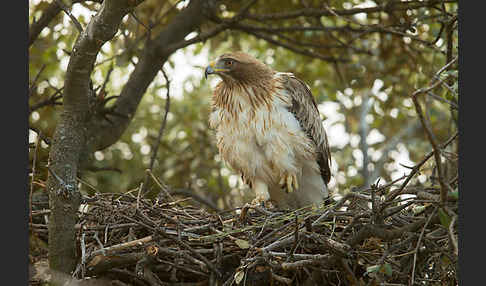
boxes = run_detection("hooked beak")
[204,60,228,79]
[204,64,214,79]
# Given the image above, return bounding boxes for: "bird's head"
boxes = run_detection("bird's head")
[205,51,273,83]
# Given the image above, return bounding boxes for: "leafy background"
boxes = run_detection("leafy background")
[29,0,458,211]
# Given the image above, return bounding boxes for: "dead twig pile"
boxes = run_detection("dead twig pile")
[30,153,458,286]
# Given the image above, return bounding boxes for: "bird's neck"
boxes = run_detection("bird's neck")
[213,79,276,116]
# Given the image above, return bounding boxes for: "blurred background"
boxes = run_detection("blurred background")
[29,0,458,211]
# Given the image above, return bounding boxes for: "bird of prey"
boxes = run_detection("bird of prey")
[205,51,331,209]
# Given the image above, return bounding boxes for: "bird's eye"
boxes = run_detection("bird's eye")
[225,60,234,66]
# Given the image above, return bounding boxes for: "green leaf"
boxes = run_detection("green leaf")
[449,191,458,200]
[365,265,380,275]
[438,208,452,228]
[366,264,393,277]
[412,205,426,215]
[235,239,250,249]
[381,263,393,277]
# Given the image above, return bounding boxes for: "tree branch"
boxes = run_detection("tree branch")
[234,26,347,63]
[29,0,102,47]
[244,0,457,21]
[83,0,219,153]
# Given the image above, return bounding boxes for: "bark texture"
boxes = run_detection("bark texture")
[47,0,143,275]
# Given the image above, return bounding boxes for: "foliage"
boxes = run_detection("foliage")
[29,0,458,215]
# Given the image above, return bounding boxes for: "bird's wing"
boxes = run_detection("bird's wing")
[279,73,331,184]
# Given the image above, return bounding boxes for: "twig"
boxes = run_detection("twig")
[80,232,87,278]
[91,235,154,256]
[244,1,457,21]
[29,86,64,114]
[142,68,171,194]
[100,65,114,95]
[29,65,46,97]
[130,11,151,32]
[170,188,219,211]
[448,214,458,257]
[271,272,293,284]
[145,169,175,202]
[129,214,223,278]
[29,129,41,224]
[234,27,347,63]
[55,0,84,33]
[411,89,450,204]
[383,132,458,206]
[410,207,437,286]
[288,215,300,258]
[163,0,259,55]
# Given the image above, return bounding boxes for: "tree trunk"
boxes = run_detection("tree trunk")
[47,0,143,275]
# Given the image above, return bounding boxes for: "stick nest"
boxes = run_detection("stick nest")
[31,177,458,286]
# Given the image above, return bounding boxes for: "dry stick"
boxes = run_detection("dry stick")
[162,0,259,55]
[100,64,114,94]
[237,28,346,63]
[29,130,41,224]
[145,170,175,202]
[142,68,171,194]
[91,235,154,256]
[80,232,87,278]
[29,87,64,114]
[122,213,223,278]
[426,91,458,109]
[29,126,51,145]
[312,192,370,227]
[244,0,457,21]
[272,272,293,285]
[29,64,46,97]
[383,132,458,207]
[411,89,450,204]
[288,215,300,258]
[448,214,458,257]
[55,0,84,33]
[410,207,438,286]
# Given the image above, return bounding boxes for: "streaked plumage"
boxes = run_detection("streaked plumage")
[205,52,331,208]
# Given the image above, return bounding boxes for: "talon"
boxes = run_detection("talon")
[281,173,299,193]
[251,195,266,206]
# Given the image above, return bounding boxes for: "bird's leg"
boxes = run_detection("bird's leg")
[251,179,272,207]
[279,172,299,193]
[251,179,275,209]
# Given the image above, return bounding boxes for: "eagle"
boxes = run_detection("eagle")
[205,51,331,209]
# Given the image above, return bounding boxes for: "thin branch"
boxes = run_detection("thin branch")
[163,0,259,54]
[130,11,151,32]
[170,188,219,211]
[383,131,457,206]
[369,121,421,184]
[29,130,42,224]
[244,0,457,21]
[29,0,103,46]
[359,93,373,187]
[142,68,171,194]
[410,207,438,286]
[29,126,51,145]
[411,89,450,204]
[100,64,114,95]
[29,65,46,97]
[448,213,458,257]
[149,68,170,172]
[426,91,458,109]
[235,27,347,63]
[55,0,84,33]
[29,86,64,114]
